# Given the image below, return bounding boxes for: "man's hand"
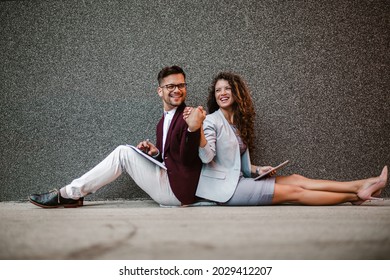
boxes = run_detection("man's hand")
[137,139,159,156]
[183,106,206,132]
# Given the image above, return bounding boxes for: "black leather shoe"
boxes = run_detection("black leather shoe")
[29,189,84,208]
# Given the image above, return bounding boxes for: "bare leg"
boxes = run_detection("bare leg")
[276,174,363,193]
[275,166,388,197]
[272,183,359,206]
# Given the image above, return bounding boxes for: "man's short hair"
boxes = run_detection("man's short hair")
[157,65,186,85]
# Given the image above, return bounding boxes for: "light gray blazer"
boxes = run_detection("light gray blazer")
[196,109,252,202]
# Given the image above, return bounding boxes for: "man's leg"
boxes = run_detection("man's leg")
[65,145,180,205]
[30,145,181,207]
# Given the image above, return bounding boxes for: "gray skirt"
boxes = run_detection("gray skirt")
[222,176,275,206]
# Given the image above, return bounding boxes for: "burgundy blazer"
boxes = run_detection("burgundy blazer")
[155,103,202,205]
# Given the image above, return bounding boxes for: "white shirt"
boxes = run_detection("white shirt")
[162,108,177,156]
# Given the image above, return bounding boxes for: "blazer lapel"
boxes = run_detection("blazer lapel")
[156,114,164,152]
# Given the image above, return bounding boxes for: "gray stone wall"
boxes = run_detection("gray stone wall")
[1,0,389,201]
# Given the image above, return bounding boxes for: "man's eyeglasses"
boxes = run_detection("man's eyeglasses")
[160,83,187,91]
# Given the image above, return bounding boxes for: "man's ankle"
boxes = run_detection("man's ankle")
[59,187,70,199]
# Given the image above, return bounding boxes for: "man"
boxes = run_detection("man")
[29,66,203,208]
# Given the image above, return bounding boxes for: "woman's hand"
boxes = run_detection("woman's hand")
[183,106,206,132]
[183,106,193,120]
[259,166,271,175]
[254,166,277,177]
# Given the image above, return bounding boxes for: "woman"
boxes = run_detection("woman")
[184,72,387,206]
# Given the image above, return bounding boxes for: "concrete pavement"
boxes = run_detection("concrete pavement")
[0,199,389,260]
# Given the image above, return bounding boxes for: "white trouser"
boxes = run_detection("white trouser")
[63,145,181,206]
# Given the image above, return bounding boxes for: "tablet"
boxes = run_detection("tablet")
[254,160,289,180]
[127,145,167,170]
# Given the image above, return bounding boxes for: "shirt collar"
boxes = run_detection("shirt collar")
[164,107,177,117]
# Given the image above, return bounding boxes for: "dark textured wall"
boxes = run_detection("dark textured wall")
[1,0,389,201]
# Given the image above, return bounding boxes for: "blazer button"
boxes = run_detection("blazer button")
[164,157,168,160]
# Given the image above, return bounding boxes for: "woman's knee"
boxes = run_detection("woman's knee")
[276,173,306,185]
[290,174,307,181]
[273,184,305,203]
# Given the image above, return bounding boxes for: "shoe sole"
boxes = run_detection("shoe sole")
[28,197,84,208]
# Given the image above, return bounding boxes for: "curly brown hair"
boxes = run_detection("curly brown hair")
[207,72,256,152]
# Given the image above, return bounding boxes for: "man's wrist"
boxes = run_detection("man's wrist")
[187,127,199,132]
[152,150,160,158]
